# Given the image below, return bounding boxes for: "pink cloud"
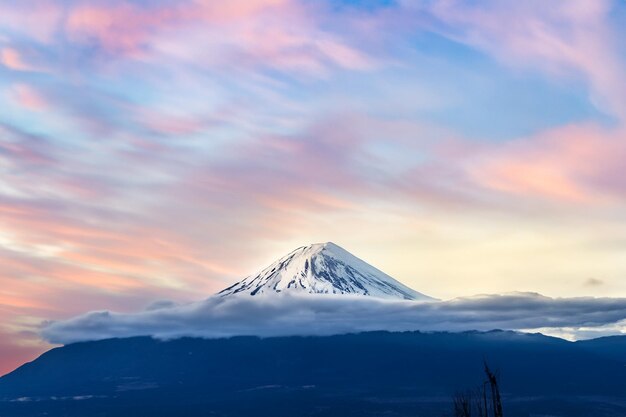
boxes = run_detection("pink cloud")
[133,107,211,136]
[0,48,32,71]
[10,84,49,111]
[0,1,62,43]
[62,0,376,76]
[0,125,55,167]
[65,3,183,56]
[382,121,626,211]
[469,124,626,204]
[0,47,49,73]
[0,191,242,296]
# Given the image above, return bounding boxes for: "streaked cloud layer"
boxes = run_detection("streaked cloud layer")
[42,293,626,344]
[1,0,625,373]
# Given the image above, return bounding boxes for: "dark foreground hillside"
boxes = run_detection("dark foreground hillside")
[0,331,625,417]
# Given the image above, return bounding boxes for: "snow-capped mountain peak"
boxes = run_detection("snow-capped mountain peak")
[217,242,433,301]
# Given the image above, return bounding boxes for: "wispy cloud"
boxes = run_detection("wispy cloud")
[422,0,626,118]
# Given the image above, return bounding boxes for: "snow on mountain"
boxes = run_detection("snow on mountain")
[217,242,434,301]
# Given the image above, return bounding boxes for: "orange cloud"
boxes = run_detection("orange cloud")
[0,48,33,71]
[469,124,626,204]
[477,162,587,202]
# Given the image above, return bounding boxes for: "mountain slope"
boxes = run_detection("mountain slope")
[1,331,626,417]
[218,242,432,300]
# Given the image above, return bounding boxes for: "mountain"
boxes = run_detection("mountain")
[1,331,625,417]
[576,335,626,362]
[218,242,432,300]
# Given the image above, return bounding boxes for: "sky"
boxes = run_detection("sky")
[0,0,625,374]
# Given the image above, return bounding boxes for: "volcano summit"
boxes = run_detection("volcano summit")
[218,242,433,300]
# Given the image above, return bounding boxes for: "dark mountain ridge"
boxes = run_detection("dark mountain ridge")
[1,330,625,417]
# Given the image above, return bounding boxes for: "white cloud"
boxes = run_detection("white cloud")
[41,292,626,344]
